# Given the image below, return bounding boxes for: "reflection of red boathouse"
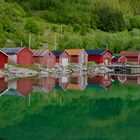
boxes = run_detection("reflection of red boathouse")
[33,76,55,93]
[122,76,140,85]
[0,77,8,94]
[88,74,111,88]
[111,75,140,85]
[8,78,33,96]
[59,75,87,91]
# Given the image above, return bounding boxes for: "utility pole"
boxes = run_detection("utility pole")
[60,25,63,47]
[21,41,23,47]
[54,33,57,50]
[29,34,31,49]
[28,93,31,107]
[47,29,50,49]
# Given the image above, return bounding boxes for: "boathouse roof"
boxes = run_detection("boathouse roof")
[120,51,140,57]
[65,49,85,56]
[32,50,48,57]
[112,56,121,60]
[86,50,112,55]
[2,47,24,54]
[51,50,63,57]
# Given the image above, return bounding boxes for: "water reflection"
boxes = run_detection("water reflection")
[33,76,55,93]
[0,74,140,140]
[0,74,140,97]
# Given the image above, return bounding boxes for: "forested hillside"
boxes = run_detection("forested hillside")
[1,0,140,53]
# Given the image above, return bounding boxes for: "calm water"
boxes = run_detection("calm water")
[0,74,140,140]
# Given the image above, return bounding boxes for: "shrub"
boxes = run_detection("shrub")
[0,16,15,33]
[130,16,140,29]
[96,8,126,32]
[73,24,81,32]
[25,18,40,34]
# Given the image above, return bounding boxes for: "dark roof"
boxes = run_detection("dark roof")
[51,50,63,57]
[112,56,121,60]
[86,50,107,55]
[2,48,24,54]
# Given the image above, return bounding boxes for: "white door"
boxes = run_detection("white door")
[62,58,68,66]
[105,59,109,65]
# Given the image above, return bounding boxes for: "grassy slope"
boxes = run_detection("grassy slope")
[0,0,140,53]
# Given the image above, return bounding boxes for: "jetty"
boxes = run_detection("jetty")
[107,64,140,74]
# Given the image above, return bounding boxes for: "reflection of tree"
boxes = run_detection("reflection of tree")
[0,83,140,140]
[88,98,123,119]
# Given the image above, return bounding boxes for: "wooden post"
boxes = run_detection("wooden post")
[21,41,23,47]
[54,33,57,50]
[29,34,31,49]
[60,25,63,47]
[28,93,31,107]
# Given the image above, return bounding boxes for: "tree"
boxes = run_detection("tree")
[25,18,40,34]
[96,8,126,32]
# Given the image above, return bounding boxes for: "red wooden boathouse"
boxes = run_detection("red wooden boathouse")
[51,50,63,63]
[60,49,88,66]
[2,47,33,66]
[86,50,113,65]
[112,56,127,64]
[120,51,140,65]
[32,50,56,69]
[0,51,8,69]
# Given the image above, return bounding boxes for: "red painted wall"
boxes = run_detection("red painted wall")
[33,56,43,64]
[0,52,8,69]
[17,48,33,66]
[88,51,112,65]
[45,51,56,69]
[127,56,140,65]
[59,52,70,63]
[56,57,59,63]
[88,55,103,64]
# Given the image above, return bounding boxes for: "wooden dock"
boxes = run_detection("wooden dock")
[107,64,140,74]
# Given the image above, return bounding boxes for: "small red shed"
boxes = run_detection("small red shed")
[86,50,113,65]
[60,49,88,66]
[32,50,56,69]
[2,47,33,66]
[51,50,63,63]
[120,51,140,65]
[0,50,8,69]
[112,56,127,64]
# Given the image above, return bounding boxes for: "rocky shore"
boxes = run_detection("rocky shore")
[0,64,113,80]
